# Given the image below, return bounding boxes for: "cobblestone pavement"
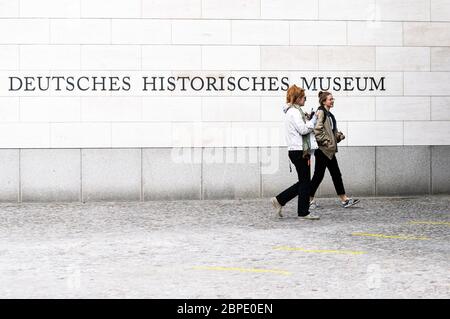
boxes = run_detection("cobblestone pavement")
[0,196,449,299]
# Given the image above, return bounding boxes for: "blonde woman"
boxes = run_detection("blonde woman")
[271,85,320,220]
[309,91,360,209]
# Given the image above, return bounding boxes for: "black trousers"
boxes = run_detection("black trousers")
[275,150,311,216]
[310,149,346,197]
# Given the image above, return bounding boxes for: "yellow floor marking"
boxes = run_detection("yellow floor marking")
[273,246,366,255]
[192,266,291,276]
[352,232,430,240]
[409,221,450,226]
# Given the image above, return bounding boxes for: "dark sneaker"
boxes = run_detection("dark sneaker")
[298,212,320,220]
[341,198,360,208]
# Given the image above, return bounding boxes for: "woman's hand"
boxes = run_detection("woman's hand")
[335,131,345,143]
[319,139,331,147]
[306,111,315,120]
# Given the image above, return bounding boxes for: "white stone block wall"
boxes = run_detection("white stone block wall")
[0,0,448,149]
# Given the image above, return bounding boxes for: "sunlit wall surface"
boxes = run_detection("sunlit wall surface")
[0,0,449,201]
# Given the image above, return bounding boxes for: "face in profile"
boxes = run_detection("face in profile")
[325,94,335,108]
[295,95,306,106]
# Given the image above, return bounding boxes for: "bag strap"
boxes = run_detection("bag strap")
[317,106,328,124]
[318,105,337,132]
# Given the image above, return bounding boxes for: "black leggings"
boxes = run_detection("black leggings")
[275,150,311,216]
[310,149,346,197]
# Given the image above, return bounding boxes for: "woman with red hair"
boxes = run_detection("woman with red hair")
[271,85,320,220]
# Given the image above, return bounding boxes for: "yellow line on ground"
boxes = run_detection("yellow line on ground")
[352,233,430,240]
[192,266,291,276]
[409,221,450,226]
[273,246,366,255]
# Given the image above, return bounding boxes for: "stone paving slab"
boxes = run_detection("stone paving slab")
[0,196,449,298]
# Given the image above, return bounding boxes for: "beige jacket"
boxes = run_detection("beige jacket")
[314,108,344,160]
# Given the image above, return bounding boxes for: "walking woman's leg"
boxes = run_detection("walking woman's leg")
[327,154,346,198]
[327,155,360,207]
[309,149,327,200]
[275,151,319,219]
[296,155,311,216]
[275,182,299,206]
[274,151,302,206]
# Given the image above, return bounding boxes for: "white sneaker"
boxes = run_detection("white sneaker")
[270,197,283,218]
[309,200,318,210]
[298,212,320,220]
